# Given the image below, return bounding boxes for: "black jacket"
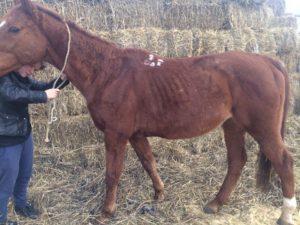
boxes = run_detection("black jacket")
[0,72,69,147]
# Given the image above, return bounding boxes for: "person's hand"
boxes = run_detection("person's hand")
[18,65,34,77]
[45,89,60,100]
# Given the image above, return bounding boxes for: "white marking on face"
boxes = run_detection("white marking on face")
[0,21,6,29]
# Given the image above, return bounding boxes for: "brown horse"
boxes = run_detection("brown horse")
[0,1,297,224]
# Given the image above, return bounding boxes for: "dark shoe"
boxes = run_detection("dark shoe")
[15,202,39,219]
[0,220,18,225]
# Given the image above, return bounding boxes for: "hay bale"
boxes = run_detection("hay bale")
[107,0,164,30]
[294,92,300,115]
[32,115,102,149]
[92,28,194,57]
[269,28,298,72]
[1,0,279,32]
[291,74,300,115]
[231,0,267,7]
[30,90,88,119]
[163,1,226,30]
[242,28,259,53]
[227,2,274,30]
[271,28,298,55]
[110,28,169,55]
[267,0,285,16]
[144,28,169,56]
[278,52,299,73]
[255,29,277,56]
[198,30,235,55]
[167,29,193,57]
[110,28,148,49]
[230,27,259,53]
[191,29,204,56]
[297,37,300,73]
[269,16,298,29]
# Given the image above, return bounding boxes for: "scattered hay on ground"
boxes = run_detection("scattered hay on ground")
[32,115,102,149]
[6,115,300,225]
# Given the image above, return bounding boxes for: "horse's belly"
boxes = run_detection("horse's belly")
[145,104,232,139]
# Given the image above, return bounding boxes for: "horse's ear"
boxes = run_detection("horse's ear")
[20,0,38,20]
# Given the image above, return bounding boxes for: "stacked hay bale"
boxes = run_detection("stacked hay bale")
[1,2,300,225]
[293,36,300,115]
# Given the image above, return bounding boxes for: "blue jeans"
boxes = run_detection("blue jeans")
[0,134,33,223]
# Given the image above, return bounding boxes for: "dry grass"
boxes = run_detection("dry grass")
[5,115,300,225]
[0,1,300,225]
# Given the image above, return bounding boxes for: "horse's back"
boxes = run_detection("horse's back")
[132,51,287,138]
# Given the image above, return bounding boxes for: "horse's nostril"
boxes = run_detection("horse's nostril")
[8,26,20,33]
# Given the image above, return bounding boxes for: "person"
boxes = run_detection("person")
[0,65,69,225]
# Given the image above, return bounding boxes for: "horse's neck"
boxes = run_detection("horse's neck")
[42,17,121,100]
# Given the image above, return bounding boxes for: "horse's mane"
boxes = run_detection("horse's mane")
[36,4,116,48]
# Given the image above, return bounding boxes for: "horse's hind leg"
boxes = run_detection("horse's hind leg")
[130,134,164,201]
[204,119,247,214]
[255,133,296,225]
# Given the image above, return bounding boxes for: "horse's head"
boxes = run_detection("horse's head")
[0,0,48,76]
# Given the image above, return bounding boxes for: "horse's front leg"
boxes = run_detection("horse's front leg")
[101,130,128,218]
[129,134,164,201]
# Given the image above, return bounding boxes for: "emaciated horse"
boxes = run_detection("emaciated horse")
[0,1,297,224]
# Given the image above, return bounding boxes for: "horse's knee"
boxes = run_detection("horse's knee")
[229,152,247,173]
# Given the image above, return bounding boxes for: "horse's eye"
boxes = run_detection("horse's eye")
[8,26,20,33]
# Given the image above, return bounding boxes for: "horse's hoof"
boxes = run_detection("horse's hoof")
[154,191,165,202]
[277,218,294,225]
[203,201,220,214]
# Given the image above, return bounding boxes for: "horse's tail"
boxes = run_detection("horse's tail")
[256,59,290,191]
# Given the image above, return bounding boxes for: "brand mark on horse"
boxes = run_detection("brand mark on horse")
[144,54,164,67]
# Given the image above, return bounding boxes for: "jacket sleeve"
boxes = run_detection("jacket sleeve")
[0,76,47,104]
[29,78,70,91]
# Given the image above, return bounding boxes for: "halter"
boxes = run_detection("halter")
[45,21,71,143]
